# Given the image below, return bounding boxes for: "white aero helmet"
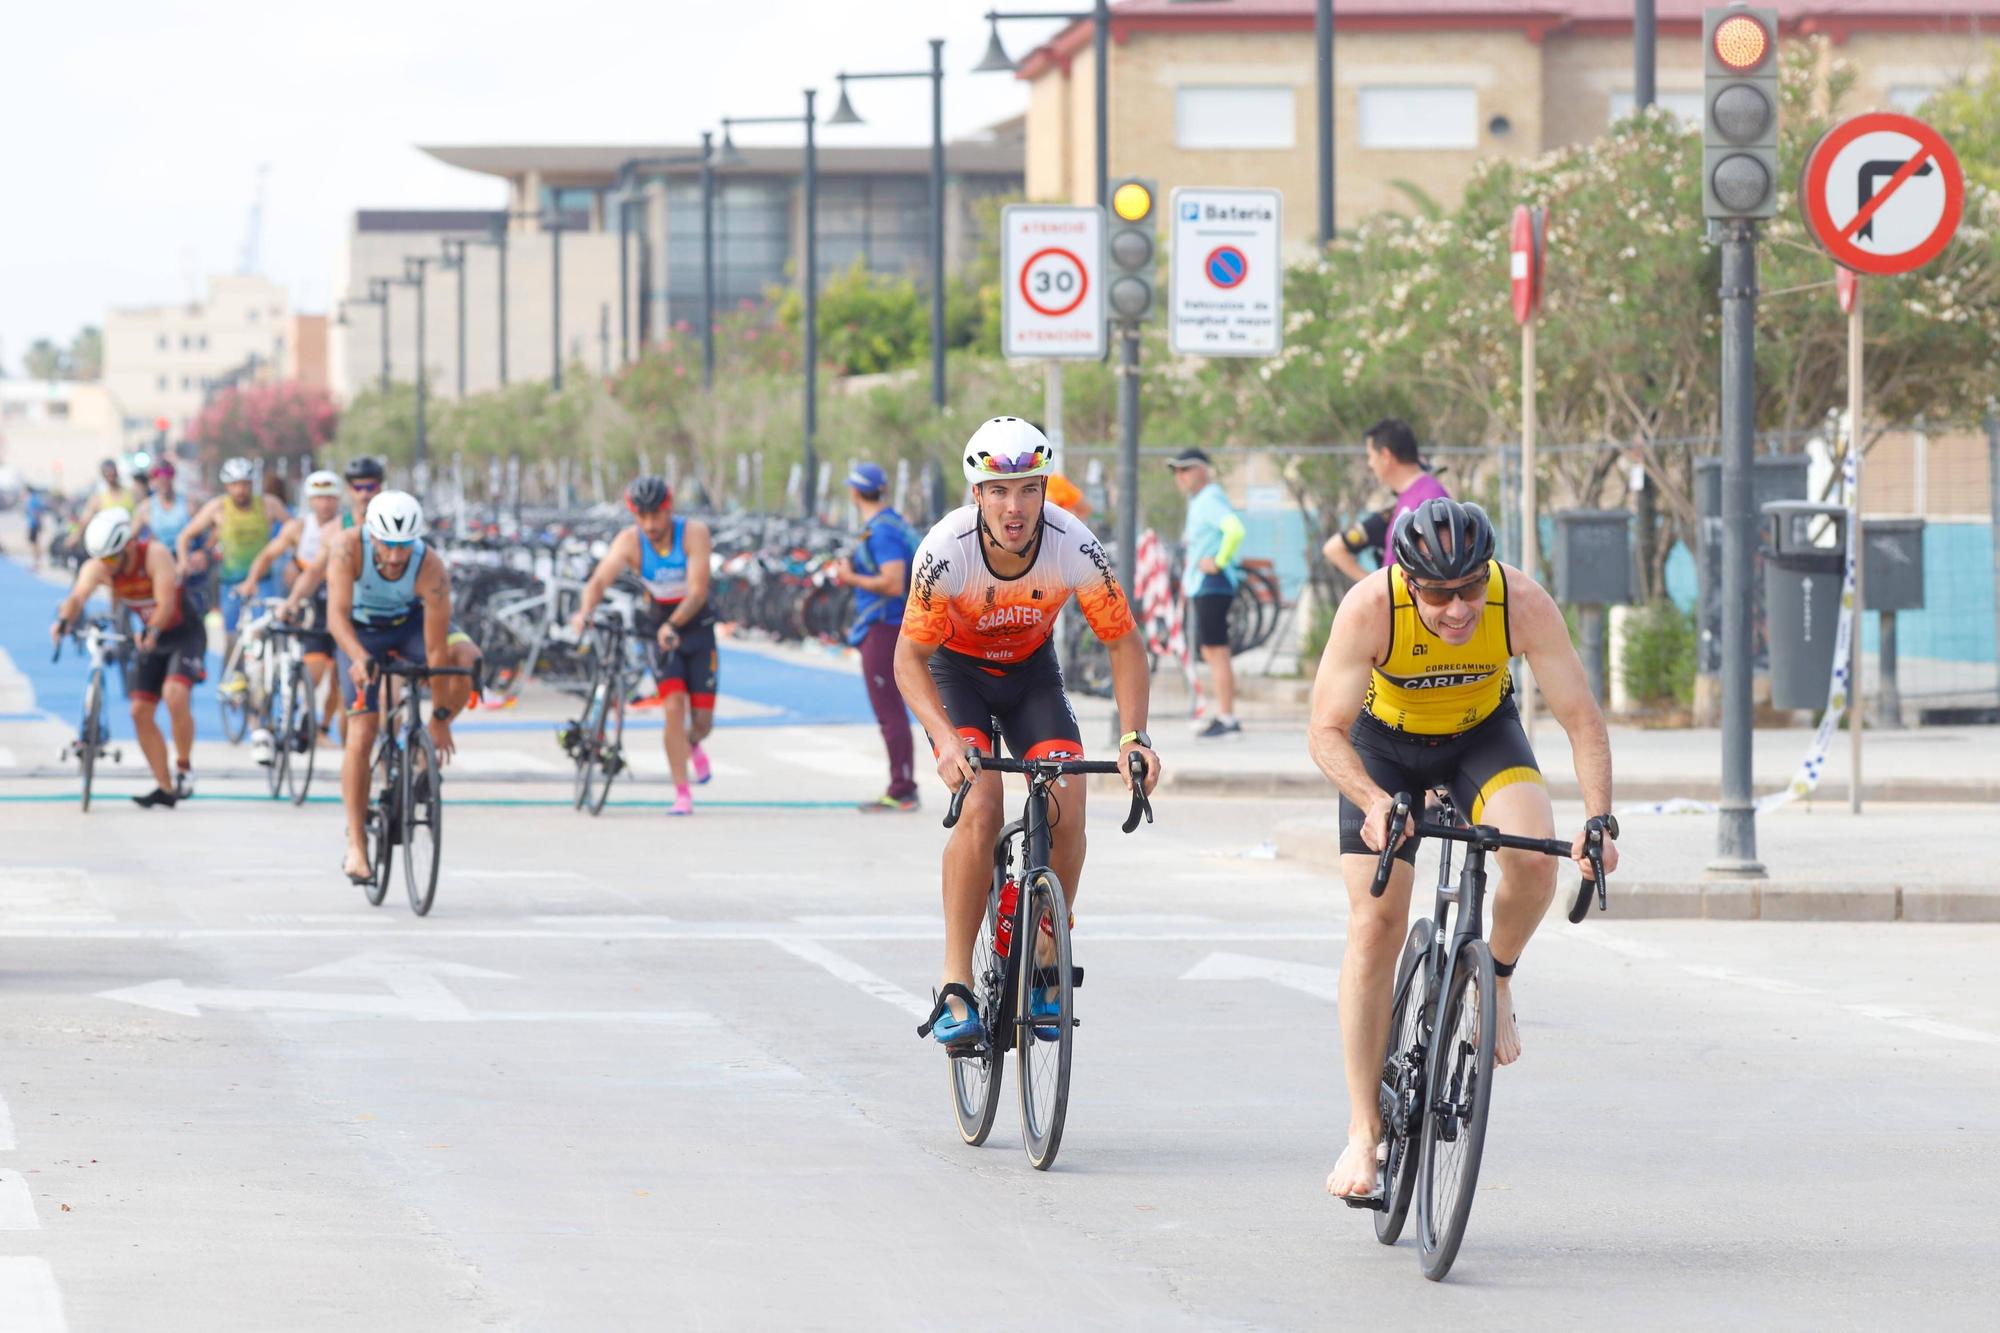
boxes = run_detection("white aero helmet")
[962,416,1055,486]
[304,469,342,499]
[219,457,255,484]
[85,506,135,560]
[365,490,425,544]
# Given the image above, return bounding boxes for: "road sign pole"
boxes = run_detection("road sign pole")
[1988,412,2000,716]
[1043,361,1064,450]
[1114,323,1141,746]
[1848,276,1865,813]
[1519,315,1538,739]
[1711,218,1764,878]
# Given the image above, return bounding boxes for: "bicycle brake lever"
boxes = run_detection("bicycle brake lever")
[1121,752,1154,834]
[1370,793,1413,898]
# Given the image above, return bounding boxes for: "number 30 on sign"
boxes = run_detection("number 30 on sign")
[1001,204,1106,361]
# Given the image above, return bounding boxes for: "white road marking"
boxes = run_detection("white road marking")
[0,1258,67,1332]
[0,1170,38,1229]
[4,922,1346,943]
[0,1093,14,1151]
[769,747,880,778]
[1844,1003,2000,1046]
[1678,963,1820,996]
[529,914,676,926]
[0,868,110,924]
[448,869,588,881]
[769,938,932,1019]
[1181,951,1340,1002]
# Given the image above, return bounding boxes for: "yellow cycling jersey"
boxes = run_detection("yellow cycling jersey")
[1363,561,1513,735]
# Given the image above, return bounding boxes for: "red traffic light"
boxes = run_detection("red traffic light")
[153,417,170,432]
[1713,13,1771,72]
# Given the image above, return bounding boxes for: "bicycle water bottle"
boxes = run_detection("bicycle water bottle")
[995,880,1019,957]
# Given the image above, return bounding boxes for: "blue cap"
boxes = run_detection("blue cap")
[847,462,888,495]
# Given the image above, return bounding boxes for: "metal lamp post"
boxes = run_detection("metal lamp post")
[341,282,391,395]
[824,38,948,411]
[464,220,510,387]
[399,257,433,471]
[977,2,1110,208]
[720,90,820,517]
[611,144,719,368]
[439,238,469,398]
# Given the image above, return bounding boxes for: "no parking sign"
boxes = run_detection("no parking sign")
[1170,187,1282,357]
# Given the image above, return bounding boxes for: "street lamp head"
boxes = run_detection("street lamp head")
[826,79,863,127]
[973,18,1015,74]
[403,256,426,282]
[368,278,391,301]
[714,125,748,167]
[334,302,350,328]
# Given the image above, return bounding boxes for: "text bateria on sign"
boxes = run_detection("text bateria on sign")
[1801,112,1963,277]
[1169,187,1282,357]
[1001,204,1105,360]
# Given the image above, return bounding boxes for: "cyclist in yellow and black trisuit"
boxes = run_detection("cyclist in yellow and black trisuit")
[1307,496,1619,1202]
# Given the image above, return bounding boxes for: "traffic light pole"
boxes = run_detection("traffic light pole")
[1711,217,1764,877]
[1115,322,1141,745]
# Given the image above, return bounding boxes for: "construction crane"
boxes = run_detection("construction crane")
[238,163,270,276]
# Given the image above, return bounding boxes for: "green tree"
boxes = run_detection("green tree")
[68,326,103,381]
[775,259,928,376]
[24,338,64,382]
[191,381,339,468]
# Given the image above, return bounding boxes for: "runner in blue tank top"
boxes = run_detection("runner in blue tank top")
[570,476,717,816]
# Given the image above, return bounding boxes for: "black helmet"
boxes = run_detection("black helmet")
[344,455,386,483]
[1391,497,1495,584]
[626,475,671,514]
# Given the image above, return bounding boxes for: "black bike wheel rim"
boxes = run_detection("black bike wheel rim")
[573,682,603,811]
[79,678,100,812]
[365,743,394,906]
[403,727,443,916]
[950,884,1005,1147]
[1376,920,1435,1246]
[267,675,290,799]
[586,682,622,817]
[1016,872,1074,1170]
[286,668,317,806]
[1417,942,1496,1280]
[219,678,247,743]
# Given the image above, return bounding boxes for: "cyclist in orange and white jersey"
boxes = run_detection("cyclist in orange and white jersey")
[894,417,1162,1047]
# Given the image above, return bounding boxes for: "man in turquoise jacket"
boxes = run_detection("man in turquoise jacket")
[1167,448,1247,739]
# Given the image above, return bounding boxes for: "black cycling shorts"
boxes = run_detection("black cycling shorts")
[1337,699,1544,863]
[1191,591,1233,650]
[337,615,426,715]
[929,640,1084,761]
[640,609,719,710]
[129,619,208,701]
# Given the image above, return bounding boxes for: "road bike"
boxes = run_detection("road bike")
[261,620,321,806]
[218,598,285,744]
[52,618,129,812]
[1352,788,1610,1281]
[360,660,475,917]
[557,612,652,816]
[921,752,1153,1170]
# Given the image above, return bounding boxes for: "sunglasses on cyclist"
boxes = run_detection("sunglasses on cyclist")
[973,449,1049,476]
[1406,575,1488,607]
[350,481,381,494]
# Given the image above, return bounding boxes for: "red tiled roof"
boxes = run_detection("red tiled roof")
[1017,0,2000,77]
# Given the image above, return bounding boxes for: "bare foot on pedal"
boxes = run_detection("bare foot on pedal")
[343,844,372,884]
[1494,978,1522,1065]
[1325,1134,1385,1198]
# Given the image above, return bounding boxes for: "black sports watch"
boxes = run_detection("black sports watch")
[1587,813,1620,840]
[1119,729,1153,749]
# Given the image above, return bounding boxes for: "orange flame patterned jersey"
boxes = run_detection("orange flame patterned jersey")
[900,505,1135,664]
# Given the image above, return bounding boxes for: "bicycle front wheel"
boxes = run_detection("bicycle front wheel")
[950,878,1007,1148]
[1376,919,1435,1246]
[572,677,604,811]
[266,670,290,800]
[402,725,443,917]
[1417,938,1497,1281]
[78,673,101,813]
[363,741,395,906]
[285,663,318,806]
[585,675,626,817]
[218,663,249,744]
[1016,870,1075,1171]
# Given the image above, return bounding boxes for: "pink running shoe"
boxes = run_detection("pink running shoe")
[668,786,694,816]
[690,743,712,785]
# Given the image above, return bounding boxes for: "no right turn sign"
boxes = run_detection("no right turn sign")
[1801,113,1964,276]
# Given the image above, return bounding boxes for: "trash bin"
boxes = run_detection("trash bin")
[1553,510,1634,607]
[1861,517,1925,612]
[1762,501,1847,710]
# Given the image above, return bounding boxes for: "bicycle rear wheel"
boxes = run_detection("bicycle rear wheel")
[218,656,249,744]
[78,675,101,813]
[1376,919,1435,1246]
[950,878,1007,1147]
[266,669,290,800]
[1016,870,1075,1171]
[284,663,318,806]
[573,675,605,811]
[585,674,626,817]
[1417,939,1497,1281]
[402,725,443,916]
[363,741,395,906]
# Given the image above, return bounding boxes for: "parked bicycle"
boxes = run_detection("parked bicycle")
[922,752,1154,1171]
[1353,788,1609,1281]
[360,660,476,917]
[52,618,129,812]
[556,611,652,816]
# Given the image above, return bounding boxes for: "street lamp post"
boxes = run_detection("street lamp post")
[611,144,720,369]
[439,238,469,399]
[463,220,510,387]
[399,257,433,471]
[826,38,949,411]
[368,279,393,394]
[720,91,820,517]
[977,1,1110,209]
[701,129,717,391]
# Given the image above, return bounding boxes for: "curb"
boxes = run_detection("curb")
[1271,819,2000,922]
[1167,770,2000,804]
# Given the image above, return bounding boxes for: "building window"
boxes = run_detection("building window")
[666,178,792,326]
[181,376,193,390]
[1888,85,1939,112]
[198,334,209,351]
[1357,87,1478,150]
[539,186,598,229]
[1174,86,1296,150]
[1610,90,1705,128]
[817,176,929,285]
[156,334,168,351]
[158,375,168,391]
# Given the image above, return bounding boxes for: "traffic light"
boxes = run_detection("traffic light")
[1703,5,1780,219]
[1105,177,1158,323]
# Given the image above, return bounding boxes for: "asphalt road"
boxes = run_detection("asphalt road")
[3,722,1997,1331]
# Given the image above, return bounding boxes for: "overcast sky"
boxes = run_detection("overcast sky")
[0,0,1057,375]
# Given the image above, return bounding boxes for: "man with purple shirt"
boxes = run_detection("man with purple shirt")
[1322,417,1449,581]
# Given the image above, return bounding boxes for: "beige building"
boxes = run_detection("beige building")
[102,274,292,438]
[1014,0,2000,250]
[0,381,128,490]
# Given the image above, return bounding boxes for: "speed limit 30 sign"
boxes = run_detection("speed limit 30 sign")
[1001,205,1105,360]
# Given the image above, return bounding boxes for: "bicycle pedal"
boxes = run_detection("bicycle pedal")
[1340,1193,1387,1212]
[1031,965,1085,989]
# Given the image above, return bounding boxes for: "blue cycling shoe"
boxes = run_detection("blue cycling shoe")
[916,983,985,1047]
[1029,985,1062,1042]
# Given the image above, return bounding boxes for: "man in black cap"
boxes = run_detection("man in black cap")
[1167,448,1246,739]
